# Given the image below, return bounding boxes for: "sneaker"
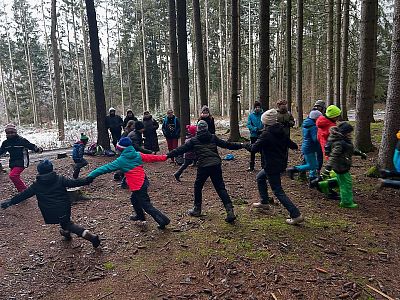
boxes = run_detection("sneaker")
[339,202,358,208]
[174,173,181,182]
[252,202,270,210]
[130,215,146,222]
[91,235,101,248]
[285,214,305,225]
[59,229,72,241]
[157,218,171,230]
[188,206,201,217]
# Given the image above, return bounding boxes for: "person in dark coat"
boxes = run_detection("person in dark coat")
[0,160,100,248]
[122,120,135,138]
[123,109,138,128]
[105,107,124,149]
[72,133,89,179]
[198,105,216,134]
[128,121,153,154]
[167,120,246,224]
[162,109,181,162]
[0,124,43,192]
[143,111,160,153]
[247,101,264,171]
[247,109,304,225]
[276,100,295,137]
[174,125,197,182]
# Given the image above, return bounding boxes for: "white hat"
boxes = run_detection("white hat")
[261,109,278,126]
[109,107,116,112]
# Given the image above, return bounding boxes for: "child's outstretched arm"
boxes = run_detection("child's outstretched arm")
[1,186,36,209]
[167,140,193,158]
[214,136,245,150]
[140,153,168,163]
[61,176,93,188]
[88,159,122,179]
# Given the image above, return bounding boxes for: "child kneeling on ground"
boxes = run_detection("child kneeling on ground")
[0,160,100,247]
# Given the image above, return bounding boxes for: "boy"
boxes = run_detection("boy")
[167,120,246,223]
[0,160,100,247]
[0,124,43,192]
[247,101,264,171]
[174,125,197,182]
[72,133,89,179]
[88,137,170,229]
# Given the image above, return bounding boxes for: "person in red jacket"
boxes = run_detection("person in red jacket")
[316,105,341,159]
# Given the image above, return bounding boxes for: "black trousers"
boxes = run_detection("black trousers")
[175,158,194,177]
[194,164,232,207]
[130,185,170,225]
[59,215,85,236]
[110,129,122,148]
[73,158,88,179]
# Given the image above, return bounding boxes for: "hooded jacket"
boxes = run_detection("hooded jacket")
[162,116,181,139]
[5,172,89,224]
[123,112,138,128]
[143,115,160,152]
[395,141,400,173]
[88,146,167,191]
[247,109,264,137]
[168,130,243,168]
[249,123,298,174]
[316,115,337,157]
[72,141,85,162]
[0,135,40,168]
[127,130,152,154]
[105,114,124,131]
[276,109,295,136]
[198,115,216,134]
[301,117,319,154]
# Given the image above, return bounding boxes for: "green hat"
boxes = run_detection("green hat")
[325,105,341,118]
[80,133,89,141]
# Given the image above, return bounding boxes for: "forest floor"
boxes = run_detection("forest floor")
[0,121,399,300]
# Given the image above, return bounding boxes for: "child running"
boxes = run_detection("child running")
[88,137,170,229]
[174,125,197,182]
[72,133,89,179]
[0,160,100,247]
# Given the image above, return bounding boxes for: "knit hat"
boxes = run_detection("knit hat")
[109,107,116,112]
[201,105,210,114]
[397,130,400,140]
[337,122,354,135]
[80,133,89,141]
[309,110,323,120]
[276,100,287,106]
[254,101,261,109]
[186,125,197,137]
[325,105,341,118]
[37,159,53,175]
[314,100,326,110]
[197,120,209,132]
[116,137,132,152]
[261,109,278,125]
[135,121,144,130]
[5,124,17,133]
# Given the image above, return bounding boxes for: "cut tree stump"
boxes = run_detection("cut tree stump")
[57,152,68,159]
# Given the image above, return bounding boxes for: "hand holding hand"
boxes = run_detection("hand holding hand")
[36,147,44,154]
[85,176,94,184]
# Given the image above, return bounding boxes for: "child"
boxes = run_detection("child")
[0,160,100,247]
[198,106,216,134]
[247,101,264,171]
[128,121,153,154]
[316,105,341,158]
[167,120,246,223]
[87,137,170,229]
[379,130,400,189]
[0,124,43,192]
[325,122,367,208]
[72,133,89,179]
[174,125,197,182]
[287,110,322,182]
[247,109,304,225]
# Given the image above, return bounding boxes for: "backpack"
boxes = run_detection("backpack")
[85,143,104,156]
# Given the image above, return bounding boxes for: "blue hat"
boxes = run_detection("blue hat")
[116,137,132,151]
[37,159,53,174]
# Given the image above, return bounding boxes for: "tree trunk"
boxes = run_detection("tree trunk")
[65,9,77,119]
[378,0,400,169]
[0,62,8,122]
[340,0,350,120]
[311,37,316,109]
[57,30,69,121]
[334,0,342,107]
[286,0,292,110]
[326,0,334,105]
[85,0,109,150]
[296,0,303,126]
[225,0,230,117]
[354,0,377,152]
[140,0,149,111]
[80,0,92,119]
[218,0,225,115]
[258,0,270,111]
[51,0,65,140]
[205,0,210,104]
[116,7,125,115]
[248,0,252,113]
[230,0,240,141]
[169,0,180,117]
[177,0,190,141]
[192,0,208,106]
[105,2,112,107]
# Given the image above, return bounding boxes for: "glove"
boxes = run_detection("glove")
[36,147,44,154]
[360,152,367,160]
[1,200,12,210]
[85,176,94,184]
[166,152,172,159]
[244,143,252,152]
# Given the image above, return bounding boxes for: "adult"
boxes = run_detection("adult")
[123,109,138,128]
[276,100,295,137]
[105,107,124,149]
[247,101,264,171]
[313,100,327,114]
[128,121,152,154]
[316,105,341,159]
[198,105,216,134]
[121,120,135,138]
[143,111,160,153]
[162,109,181,162]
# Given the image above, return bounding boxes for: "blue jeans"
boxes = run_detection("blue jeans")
[295,152,318,178]
[256,170,301,218]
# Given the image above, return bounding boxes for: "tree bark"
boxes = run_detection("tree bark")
[326,0,334,106]
[248,0,252,112]
[57,30,69,121]
[116,6,125,115]
[205,0,210,103]
[218,0,225,115]
[0,62,8,122]
[258,0,270,111]
[286,0,292,110]
[334,0,342,107]
[105,2,112,107]
[296,0,303,126]
[80,0,92,119]
[140,0,149,111]
[51,0,65,140]
[354,0,377,152]
[230,0,240,141]
[169,0,180,116]
[340,0,350,120]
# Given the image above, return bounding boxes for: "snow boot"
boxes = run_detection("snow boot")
[59,229,72,241]
[224,203,236,223]
[174,172,181,182]
[188,205,202,217]
[285,214,305,225]
[286,167,299,180]
[82,230,101,248]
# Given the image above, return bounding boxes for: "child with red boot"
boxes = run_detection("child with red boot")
[72,133,89,179]
[88,137,170,229]
[174,125,197,182]
[0,124,43,192]
[0,160,100,247]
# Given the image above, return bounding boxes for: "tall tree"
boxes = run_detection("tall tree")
[51,0,65,140]
[378,0,400,169]
[140,0,149,111]
[296,0,303,125]
[326,0,334,105]
[258,0,269,111]
[169,0,180,117]
[340,0,350,120]
[80,0,92,119]
[286,0,292,110]
[354,0,378,152]
[0,61,8,122]
[334,0,342,107]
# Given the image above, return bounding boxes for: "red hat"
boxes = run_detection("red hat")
[186,125,197,137]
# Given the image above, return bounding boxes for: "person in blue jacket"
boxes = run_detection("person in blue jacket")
[379,130,400,189]
[72,133,89,179]
[287,110,323,182]
[247,101,264,171]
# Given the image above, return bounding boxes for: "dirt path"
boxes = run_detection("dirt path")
[0,128,399,300]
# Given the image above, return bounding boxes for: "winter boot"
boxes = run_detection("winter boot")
[377,179,400,190]
[224,203,236,223]
[247,162,255,172]
[188,205,202,217]
[59,229,72,241]
[339,202,358,209]
[157,217,171,230]
[285,214,305,225]
[379,169,400,179]
[252,202,270,210]
[82,230,101,248]
[130,215,146,222]
[174,172,181,182]
[286,167,299,180]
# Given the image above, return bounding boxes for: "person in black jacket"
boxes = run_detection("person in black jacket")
[105,107,124,148]
[143,111,160,153]
[0,124,43,192]
[0,160,100,248]
[123,109,138,128]
[247,109,304,225]
[198,105,216,134]
[162,109,181,162]
[167,120,246,223]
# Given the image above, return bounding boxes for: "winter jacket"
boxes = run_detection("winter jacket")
[123,116,138,128]
[5,172,89,224]
[316,115,336,157]
[249,123,298,175]
[301,117,319,154]
[183,135,196,160]
[127,130,152,154]
[168,130,244,168]
[198,116,216,134]
[105,115,124,131]
[0,135,41,168]
[394,141,400,173]
[247,110,264,138]
[72,141,85,162]
[162,116,181,139]
[325,127,363,174]
[89,146,167,191]
[277,110,295,136]
[143,115,160,152]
